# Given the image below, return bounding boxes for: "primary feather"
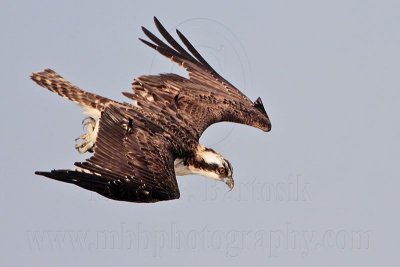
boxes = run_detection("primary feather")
[31,17,271,203]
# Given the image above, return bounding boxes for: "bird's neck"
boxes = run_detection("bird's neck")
[173,144,222,180]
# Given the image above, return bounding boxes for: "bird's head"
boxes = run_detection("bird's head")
[185,145,234,190]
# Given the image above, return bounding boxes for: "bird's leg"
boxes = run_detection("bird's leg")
[75,117,97,153]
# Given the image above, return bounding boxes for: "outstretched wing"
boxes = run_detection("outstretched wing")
[36,105,180,203]
[130,17,271,138]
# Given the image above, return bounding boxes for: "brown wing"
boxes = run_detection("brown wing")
[130,17,271,138]
[36,105,180,203]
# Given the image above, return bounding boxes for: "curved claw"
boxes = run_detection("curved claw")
[75,117,98,153]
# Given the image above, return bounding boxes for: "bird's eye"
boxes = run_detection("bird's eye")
[218,167,225,174]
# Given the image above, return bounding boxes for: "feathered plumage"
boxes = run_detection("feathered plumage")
[31,17,271,203]
[131,17,271,138]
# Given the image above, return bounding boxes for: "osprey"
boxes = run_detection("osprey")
[31,17,271,203]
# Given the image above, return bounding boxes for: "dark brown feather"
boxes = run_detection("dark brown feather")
[33,18,271,203]
[134,17,271,137]
[36,105,183,203]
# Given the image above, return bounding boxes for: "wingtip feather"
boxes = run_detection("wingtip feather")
[153,16,161,25]
[139,38,158,50]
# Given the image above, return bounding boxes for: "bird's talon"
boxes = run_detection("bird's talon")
[75,117,97,153]
[82,117,96,132]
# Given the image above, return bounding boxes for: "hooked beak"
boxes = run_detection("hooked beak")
[223,177,234,191]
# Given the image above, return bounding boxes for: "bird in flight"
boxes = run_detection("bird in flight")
[31,17,271,203]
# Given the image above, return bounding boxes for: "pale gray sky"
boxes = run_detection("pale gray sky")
[1,0,400,266]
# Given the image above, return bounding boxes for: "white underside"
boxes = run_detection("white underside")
[82,106,101,119]
[174,159,193,176]
[74,106,102,153]
[82,106,101,142]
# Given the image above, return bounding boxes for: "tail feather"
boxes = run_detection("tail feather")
[31,69,112,116]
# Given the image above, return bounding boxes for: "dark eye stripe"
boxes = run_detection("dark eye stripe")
[184,158,218,171]
[221,161,230,176]
[226,160,232,172]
